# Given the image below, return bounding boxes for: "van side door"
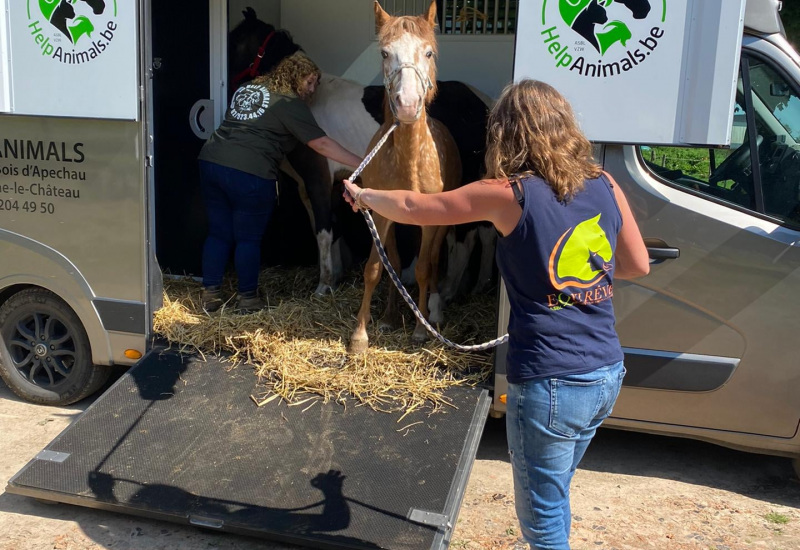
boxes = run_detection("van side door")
[608,36,800,439]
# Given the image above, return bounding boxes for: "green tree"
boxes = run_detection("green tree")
[782,2,800,49]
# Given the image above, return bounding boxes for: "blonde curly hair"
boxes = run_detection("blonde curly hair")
[253,51,321,97]
[485,79,602,202]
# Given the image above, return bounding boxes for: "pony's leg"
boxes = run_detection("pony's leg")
[286,146,335,295]
[379,225,403,331]
[439,225,476,303]
[427,225,449,325]
[349,215,394,354]
[472,223,497,294]
[412,225,439,343]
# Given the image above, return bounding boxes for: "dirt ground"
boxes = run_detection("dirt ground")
[1,376,799,550]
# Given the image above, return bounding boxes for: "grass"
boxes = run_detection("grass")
[641,146,736,182]
[764,511,790,525]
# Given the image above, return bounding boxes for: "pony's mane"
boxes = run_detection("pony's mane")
[378,15,438,56]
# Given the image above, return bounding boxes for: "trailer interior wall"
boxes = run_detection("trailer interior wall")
[0,0,10,112]
[281,0,513,99]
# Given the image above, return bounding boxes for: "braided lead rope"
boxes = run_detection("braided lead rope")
[349,124,509,352]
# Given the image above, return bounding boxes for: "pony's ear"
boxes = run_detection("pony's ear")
[243,7,256,21]
[374,1,391,31]
[425,0,437,27]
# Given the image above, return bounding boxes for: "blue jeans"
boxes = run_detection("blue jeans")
[506,361,626,550]
[199,160,277,293]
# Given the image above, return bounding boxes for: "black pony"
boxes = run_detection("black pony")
[227,7,301,97]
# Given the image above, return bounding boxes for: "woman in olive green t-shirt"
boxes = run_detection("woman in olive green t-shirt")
[197,52,361,313]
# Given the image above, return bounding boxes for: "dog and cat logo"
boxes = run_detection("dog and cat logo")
[547,214,614,310]
[26,0,119,65]
[540,0,667,78]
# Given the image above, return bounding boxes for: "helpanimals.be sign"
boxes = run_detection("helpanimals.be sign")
[7,0,138,120]
[514,0,747,146]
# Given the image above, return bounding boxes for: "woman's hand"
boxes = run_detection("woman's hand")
[343,180,368,212]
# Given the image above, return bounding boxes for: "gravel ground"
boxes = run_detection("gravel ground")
[1,378,799,550]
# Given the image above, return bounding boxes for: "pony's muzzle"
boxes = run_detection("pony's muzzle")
[392,92,423,122]
[385,63,430,123]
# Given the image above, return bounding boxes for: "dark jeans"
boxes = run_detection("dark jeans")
[199,160,277,293]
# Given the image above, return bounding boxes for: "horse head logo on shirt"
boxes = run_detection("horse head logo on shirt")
[549,214,613,291]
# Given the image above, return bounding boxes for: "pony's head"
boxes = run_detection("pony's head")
[227,8,302,90]
[374,0,438,124]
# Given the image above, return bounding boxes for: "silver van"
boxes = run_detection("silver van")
[494,0,800,475]
[1,0,798,475]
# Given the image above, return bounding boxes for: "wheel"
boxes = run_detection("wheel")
[793,457,800,480]
[0,289,110,406]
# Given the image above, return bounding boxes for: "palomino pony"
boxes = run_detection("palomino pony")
[226,7,495,299]
[348,0,462,353]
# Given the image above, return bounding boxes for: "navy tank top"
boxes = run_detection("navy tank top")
[496,174,624,383]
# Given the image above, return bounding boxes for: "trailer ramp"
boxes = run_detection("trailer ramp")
[7,348,490,549]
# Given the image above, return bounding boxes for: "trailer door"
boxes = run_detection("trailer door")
[149,1,214,276]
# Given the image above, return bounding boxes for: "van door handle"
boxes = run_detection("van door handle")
[644,238,679,264]
[189,99,215,140]
[648,247,680,262]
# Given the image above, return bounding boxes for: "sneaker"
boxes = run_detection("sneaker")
[201,286,224,312]
[236,290,265,313]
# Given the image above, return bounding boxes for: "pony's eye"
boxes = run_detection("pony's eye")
[381,51,388,59]
[426,51,433,58]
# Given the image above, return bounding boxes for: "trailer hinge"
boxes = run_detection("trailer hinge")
[188,516,224,529]
[408,508,451,529]
[35,450,70,463]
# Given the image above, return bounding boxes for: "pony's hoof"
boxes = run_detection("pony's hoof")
[378,314,400,333]
[314,283,334,296]
[412,325,429,344]
[348,337,369,354]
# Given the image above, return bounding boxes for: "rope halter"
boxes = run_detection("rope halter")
[383,62,434,121]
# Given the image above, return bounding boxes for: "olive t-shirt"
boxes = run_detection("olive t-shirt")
[198,83,327,179]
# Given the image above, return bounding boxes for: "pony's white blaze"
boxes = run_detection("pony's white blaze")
[384,33,431,122]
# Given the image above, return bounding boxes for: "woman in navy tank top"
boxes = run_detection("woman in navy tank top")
[343,79,650,549]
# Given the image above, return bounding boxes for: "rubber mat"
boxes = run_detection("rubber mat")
[7,348,490,550]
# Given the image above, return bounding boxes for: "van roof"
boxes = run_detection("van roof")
[744,0,786,36]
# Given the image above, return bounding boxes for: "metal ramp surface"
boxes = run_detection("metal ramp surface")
[7,349,490,550]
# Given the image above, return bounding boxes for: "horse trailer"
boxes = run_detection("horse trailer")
[1,0,799,547]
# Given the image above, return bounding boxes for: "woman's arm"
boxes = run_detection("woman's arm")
[343,179,522,236]
[307,136,362,170]
[607,172,650,279]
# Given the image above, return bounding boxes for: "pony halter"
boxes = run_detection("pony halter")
[231,30,276,89]
[383,62,434,121]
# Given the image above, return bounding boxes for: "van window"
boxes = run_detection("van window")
[639,56,800,227]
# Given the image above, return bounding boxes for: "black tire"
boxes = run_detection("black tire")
[0,288,110,406]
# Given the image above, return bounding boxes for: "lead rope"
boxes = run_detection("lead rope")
[348,123,509,352]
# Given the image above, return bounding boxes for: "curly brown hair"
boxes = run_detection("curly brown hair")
[253,51,320,97]
[484,79,602,201]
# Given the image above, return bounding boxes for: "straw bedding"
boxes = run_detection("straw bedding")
[154,266,496,416]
